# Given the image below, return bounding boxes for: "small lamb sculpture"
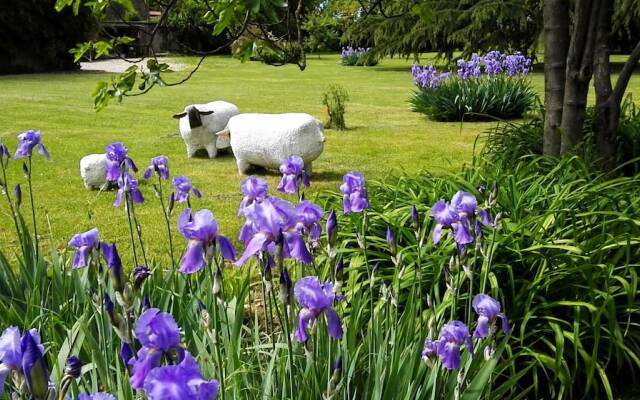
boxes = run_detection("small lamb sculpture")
[173,101,240,158]
[220,113,325,175]
[80,154,108,190]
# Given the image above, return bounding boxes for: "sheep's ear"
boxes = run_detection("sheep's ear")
[199,110,214,115]
[172,112,187,119]
[215,128,230,137]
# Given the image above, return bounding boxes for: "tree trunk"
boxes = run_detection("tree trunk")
[543,0,570,156]
[593,0,616,170]
[559,0,601,154]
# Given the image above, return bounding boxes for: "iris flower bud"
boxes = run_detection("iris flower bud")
[326,210,337,247]
[386,226,396,255]
[133,265,151,290]
[278,267,292,305]
[14,184,21,208]
[64,356,82,379]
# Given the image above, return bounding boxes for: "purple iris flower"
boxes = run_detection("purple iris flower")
[14,130,49,159]
[435,321,473,369]
[20,330,49,398]
[173,176,201,203]
[177,208,236,274]
[129,308,184,390]
[105,142,137,181]
[340,171,369,214]
[142,156,170,180]
[1,326,27,396]
[277,155,310,194]
[472,294,510,338]
[235,197,312,266]
[238,176,269,215]
[143,351,219,399]
[100,242,124,292]
[295,200,324,246]
[431,191,492,247]
[78,394,116,400]
[113,172,144,208]
[294,276,343,342]
[68,228,100,269]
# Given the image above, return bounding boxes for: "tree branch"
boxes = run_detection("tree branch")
[611,39,640,105]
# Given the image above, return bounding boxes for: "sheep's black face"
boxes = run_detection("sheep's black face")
[186,106,203,129]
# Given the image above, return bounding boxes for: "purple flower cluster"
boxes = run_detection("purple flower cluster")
[503,52,532,76]
[422,294,509,369]
[411,65,451,89]
[483,51,504,74]
[431,191,492,250]
[124,309,219,399]
[412,51,532,89]
[340,46,371,61]
[456,53,483,79]
[235,196,316,266]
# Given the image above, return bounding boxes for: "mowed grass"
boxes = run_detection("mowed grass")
[0,53,637,266]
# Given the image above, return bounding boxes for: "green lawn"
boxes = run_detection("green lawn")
[0,54,637,266]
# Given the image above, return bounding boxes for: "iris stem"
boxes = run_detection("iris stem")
[360,211,375,378]
[0,157,23,254]
[274,243,295,399]
[128,196,149,268]
[208,259,226,400]
[124,194,140,268]
[157,176,176,271]
[27,157,39,262]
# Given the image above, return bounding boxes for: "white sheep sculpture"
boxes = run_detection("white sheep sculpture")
[173,101,240,158]
[220,113,325,175]
[80,153,108,190]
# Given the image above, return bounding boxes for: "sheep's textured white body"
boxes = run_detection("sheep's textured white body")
[80,154,107,190]
[227,113,324,174]
[178,101,240,158]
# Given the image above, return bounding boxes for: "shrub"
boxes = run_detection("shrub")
[340,46,378,66]
[409,52,536,121]
[322,84,349,130]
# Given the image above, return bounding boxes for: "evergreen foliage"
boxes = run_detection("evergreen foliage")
[0,0,96,74]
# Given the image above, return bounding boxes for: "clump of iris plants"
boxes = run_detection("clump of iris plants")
[410,51,536,121]
[340,46,378,66]
[0,131,513,399]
